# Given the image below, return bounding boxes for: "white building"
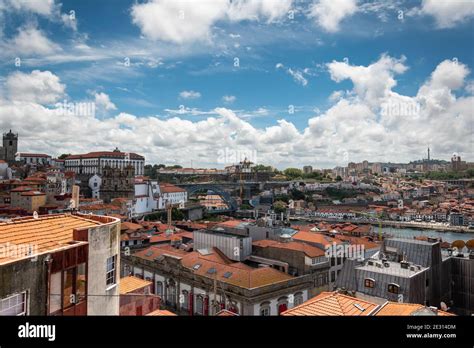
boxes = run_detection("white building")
[0,160,12,180]
[159,183,188,208]
[132,180,162,217]
[88,174,102,199]
[16,153,52,166]
[64,148,145,176]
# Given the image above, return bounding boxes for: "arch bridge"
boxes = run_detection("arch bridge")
[184,184,239,213]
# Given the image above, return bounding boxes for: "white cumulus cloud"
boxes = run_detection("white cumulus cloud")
[6,70,65,104]
[418,0,474,28]
[308,0,358,32]
[179,90,201,99]
[94,92,117,111]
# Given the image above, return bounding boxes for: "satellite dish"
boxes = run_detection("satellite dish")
[69,199,76,209]
[440,302,448,311]
[33,211,39,219]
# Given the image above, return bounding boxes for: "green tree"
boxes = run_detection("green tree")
[289,189,305,200]
[335,175,343,182]
[284,168,303,180]
[254,164,272,172]
[273,200,287,214]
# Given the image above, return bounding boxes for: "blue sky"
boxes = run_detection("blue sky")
[0,0,473,168]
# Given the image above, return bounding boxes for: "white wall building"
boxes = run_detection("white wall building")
[16,153,52,166]
[65,148,145,176]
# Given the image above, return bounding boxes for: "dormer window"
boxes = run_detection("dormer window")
[364,278,375,288]
[388,283,400,294]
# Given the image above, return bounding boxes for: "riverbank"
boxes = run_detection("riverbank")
[289,216,474,233]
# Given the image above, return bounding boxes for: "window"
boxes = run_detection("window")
[364,278,375,288]
[167,280,176,305]
[330,271,336,282]
[63,268,75,308]
[195,295,204,315]
[294,292,304,306]
[259,302,270,316]
[277,297,288,315]
[106,255,117,287]
[181,290,189,310]
[330,257,335,266]
[76,262,86,302]
[0,291,27,316]
[388,283,399,294]
[156,281,163,297]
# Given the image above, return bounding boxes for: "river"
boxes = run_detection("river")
[292,220,473,243]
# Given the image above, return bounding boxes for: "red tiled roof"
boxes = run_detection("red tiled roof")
[281,292,378,316]
[20,191,45,196]
[375,302,454,316]
[292,231,341,246]
[252,239,325,258]
[146,309,177,316]
[159,183,186,193]
[66,151,144,160]
[119,276,152,294]
[11,186,34,192]
[18,153,51,158]
[0,214,100,265]
[134,245,293,289]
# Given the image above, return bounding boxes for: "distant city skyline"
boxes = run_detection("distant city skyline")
[0,0,472,168]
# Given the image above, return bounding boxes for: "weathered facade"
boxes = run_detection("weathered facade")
[121,245,318,316]
[0,214,121,316]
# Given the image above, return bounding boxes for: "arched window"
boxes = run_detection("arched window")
[155,281,163,297]
[195,295,204,315]
[293,292,304,306]
[166,279,176,305]
[259,301,271,316]
[277,296,288,315]
[181,290,189,310]
[364,278,375,288]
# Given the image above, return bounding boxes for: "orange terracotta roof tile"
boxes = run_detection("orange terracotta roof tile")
[0,214,100,265]
[146,309,177,316]
[292,231,341,246]
[66,151,144,160]
[119,276,152,294]
[216,309,239,316]
[134,245,293,289]
[121,222,144,231]
[159,183,186,193]
[252,239,325,257]
[375,302,455,316]
[281,292,378,316]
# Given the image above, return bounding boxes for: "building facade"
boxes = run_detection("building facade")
[0,214,121,316]
[121,245,316,316]
[64,148,145,176]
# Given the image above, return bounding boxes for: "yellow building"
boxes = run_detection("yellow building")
[18,191,46,213]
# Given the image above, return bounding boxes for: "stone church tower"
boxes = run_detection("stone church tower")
[1,130,18,165]
[99,164,135,202]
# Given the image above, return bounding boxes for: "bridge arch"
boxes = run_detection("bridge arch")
[185,184,238,212]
